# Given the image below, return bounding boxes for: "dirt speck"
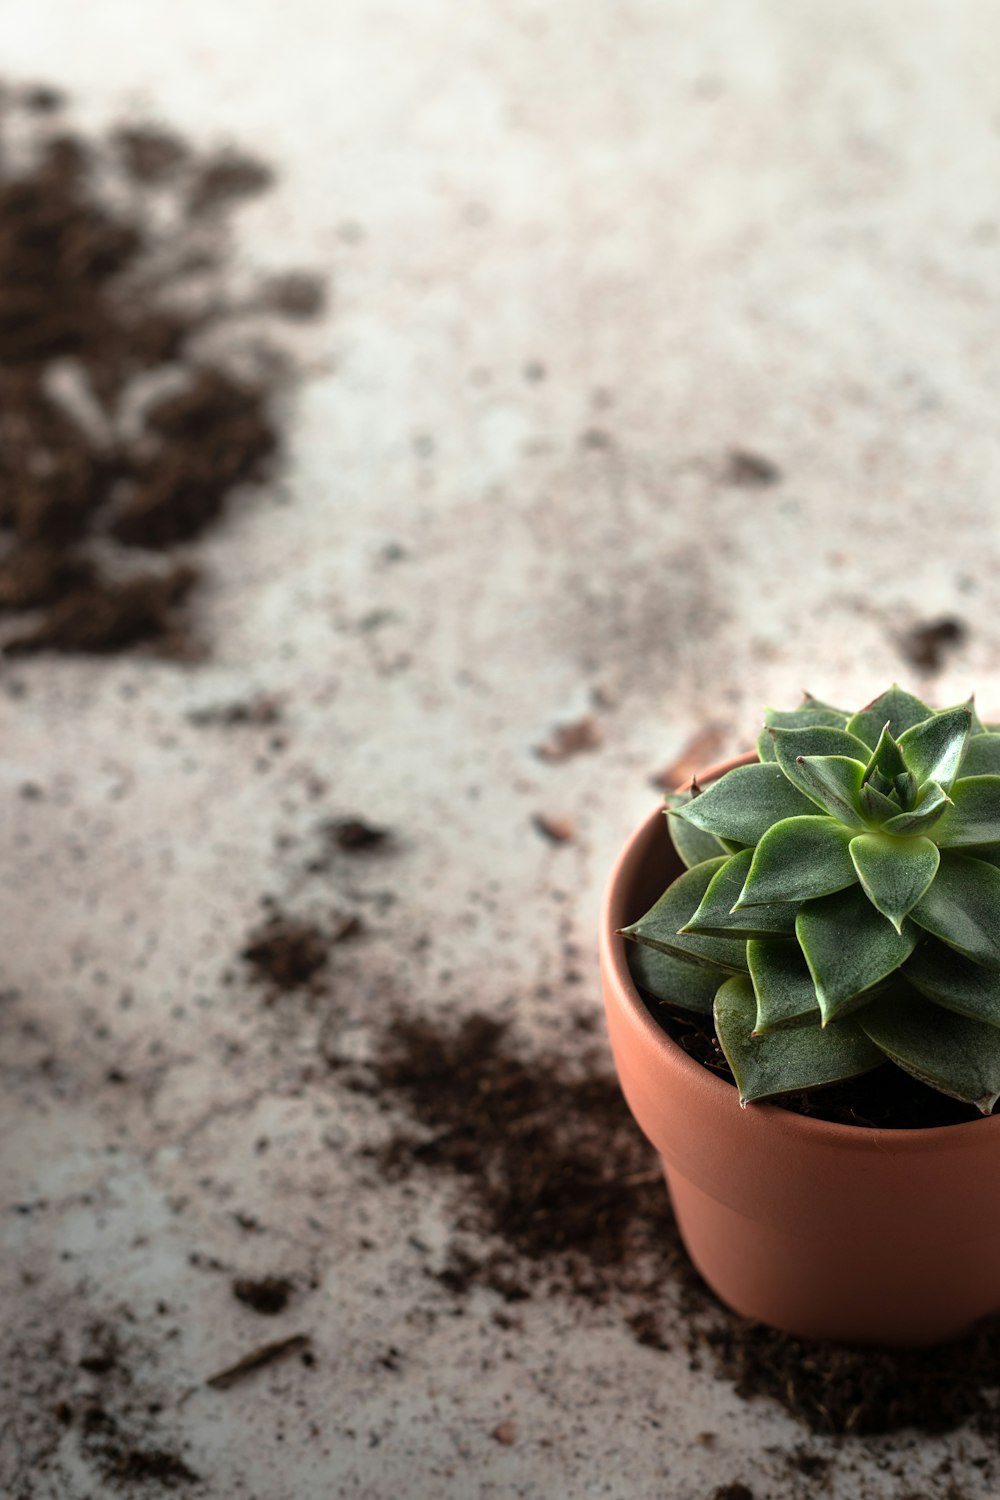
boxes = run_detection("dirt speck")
[232,1276,294,1316]
[723,449,782,486]
[328,817,390,852]
[898,616,967,673]
[242,914,328,992]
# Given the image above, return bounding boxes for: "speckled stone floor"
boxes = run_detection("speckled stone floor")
[4,3,1000,1496]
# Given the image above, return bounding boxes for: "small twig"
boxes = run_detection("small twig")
[204,1334,311,1392]
[619,1168,662,1187]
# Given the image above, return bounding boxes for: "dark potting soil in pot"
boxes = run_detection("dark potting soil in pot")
[0,83,324,658]
[350,1004,1000,1450]
[649,994,986,1130]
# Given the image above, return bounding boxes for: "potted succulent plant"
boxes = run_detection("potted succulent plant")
[599,686,1000,1346]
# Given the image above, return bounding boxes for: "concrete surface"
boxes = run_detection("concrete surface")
[3,1,1000,1496]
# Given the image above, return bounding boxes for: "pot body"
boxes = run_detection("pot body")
[600,754,1000,1346]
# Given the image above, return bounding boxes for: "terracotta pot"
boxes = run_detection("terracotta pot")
[599,752,1000,1347]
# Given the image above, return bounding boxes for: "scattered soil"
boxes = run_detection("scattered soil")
[242,913,328,992]
[356,1006,1000,1445]
[328,817,390,852]
[187,692,283,727]
[723,449,782,486]
[232,1276,294,1316]
[899,616,967,674]
[712,1486,754,1500]
[0,82,324,658]
[0,1314,199,1496]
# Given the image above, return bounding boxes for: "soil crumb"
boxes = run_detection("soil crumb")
[898,616,967,674]
[242,913,328,992]
[0,81,324,658]
[328,817,390,852]
[232,1275,294,1316]
[357,1006,1000,1445]
[723,449,782,487]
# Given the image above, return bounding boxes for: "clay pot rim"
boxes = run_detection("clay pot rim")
[601,749,1000,1153]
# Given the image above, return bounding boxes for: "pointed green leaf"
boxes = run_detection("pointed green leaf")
[764,704,851,734]
[736,816,857,907]
[756,727,777,763]
[796,693,850,716]
[714,975,883,1105]
[893,771,918,811]
[671,762,817,846]
[882,780,952,836]
[747,939,822,1032]
[904,939,1000,1027]
[897,708,972,792]
[943,695,986,736]
[682,850,797,939]
[860,989,1000,1113]
[847,686,934,748]
[932,776,1000,848]
[910,851,1000,970]
[860,781,901,824]
[963,734,1000,777]
[627,941,724,1014]
[863,723,907,783]
[664,792,729,869]
[620,857,749,974]
[790,755,868,829]
[848,833,939,932]
[769,726,871,807]
[796,885,918,1022]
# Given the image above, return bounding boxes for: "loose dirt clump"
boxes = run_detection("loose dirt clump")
[898,616,967,674]
[232,1276,294,1316]
[359,1006,1000,1448]
[242,913,328,993]
[0,82,324,658]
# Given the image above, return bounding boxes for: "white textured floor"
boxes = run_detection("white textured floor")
[4,2,1000,1496]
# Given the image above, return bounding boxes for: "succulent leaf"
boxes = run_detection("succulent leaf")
[846,686,934,748]
[621,857,749,973]
[848,832,940,932]
[796,885,918,1022]
[627,941,722,1014]
[860,989,1000,1114]
[769,726,870,803]
[860,781,902,824]
[882,780,952,836]
[664,792,729,869]
[897,707,972,792]
[714,975,883,1105]
[931,776,1000,848]
[961,733,1000,777]
[797,693,850,716]
[747,939,823,1033]
[736,816,856,907]
[863,723,907,783]
[909,851,1000,970]
[670,762,816,845]
[904,939,1000,1027]
[788,754,868,828]
[682,851,797,939]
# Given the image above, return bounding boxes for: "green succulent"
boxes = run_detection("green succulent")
[622,685,1000,1113]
